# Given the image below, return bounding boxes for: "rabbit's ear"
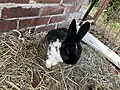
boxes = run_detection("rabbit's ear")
[64,19,77,42]
[76,22,90,43]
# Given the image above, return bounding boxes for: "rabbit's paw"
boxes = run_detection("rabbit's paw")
[46,59,58,68]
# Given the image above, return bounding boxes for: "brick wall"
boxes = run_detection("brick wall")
[0,0,89,32]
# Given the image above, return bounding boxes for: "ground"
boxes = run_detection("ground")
[0,30,120,90]
[90,22,120,53]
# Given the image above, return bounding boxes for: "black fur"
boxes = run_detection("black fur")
[64,19,77,43]
[60,41,82,64]
[60,20,90,64]
[76,22,90,43]
[46,19,90,65]
[46,28,67,43]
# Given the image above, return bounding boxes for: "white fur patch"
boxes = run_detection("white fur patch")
[46,39,63,68]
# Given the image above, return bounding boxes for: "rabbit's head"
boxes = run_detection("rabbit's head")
[60,19,90,64]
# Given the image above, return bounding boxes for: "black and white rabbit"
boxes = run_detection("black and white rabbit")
[45,19,90,68]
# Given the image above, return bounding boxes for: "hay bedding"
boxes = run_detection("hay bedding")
[0,31,120,90]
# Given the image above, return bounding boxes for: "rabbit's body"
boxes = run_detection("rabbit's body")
[46,29,68,68]
[46,39,63,68]
[45,19,90,68]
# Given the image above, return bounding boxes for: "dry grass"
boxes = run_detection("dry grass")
[0,31,120,90]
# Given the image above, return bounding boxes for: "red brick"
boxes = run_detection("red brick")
[34,0,60,3]
[19,17,50,29]
[2,7,40,18]
[64,6,78,13]
[58,21,69,28]
[63,0,79,5]
[0,20,17,32]
[0,0,29,3]
[49,15,67,23]
[41,6,64,16]
[36,24,55,32]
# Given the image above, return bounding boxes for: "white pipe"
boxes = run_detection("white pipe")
[82,32,120,68]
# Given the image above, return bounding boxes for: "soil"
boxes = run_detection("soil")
[90,22,120,56]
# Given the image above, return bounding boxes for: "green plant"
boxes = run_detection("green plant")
[106,0,120,23]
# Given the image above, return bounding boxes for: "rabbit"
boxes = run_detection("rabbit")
[45,19,90,68]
